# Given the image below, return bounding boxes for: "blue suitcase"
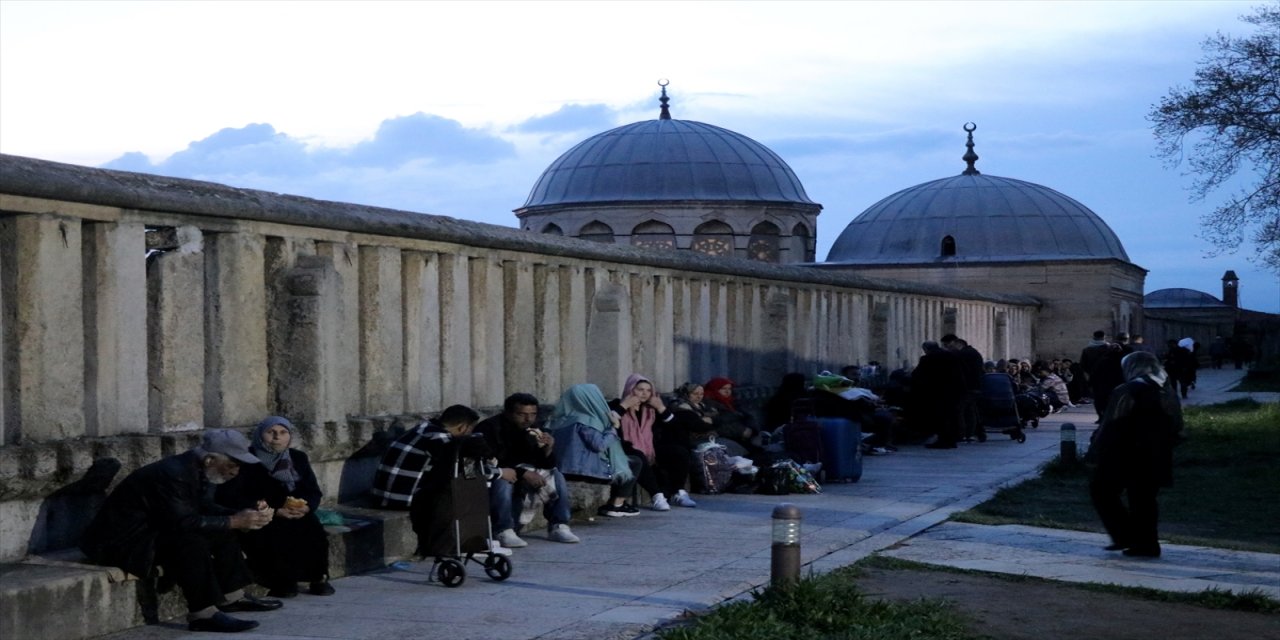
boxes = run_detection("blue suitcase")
[817,417,863,482]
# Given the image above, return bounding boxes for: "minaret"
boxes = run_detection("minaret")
[1222,270,1239,307]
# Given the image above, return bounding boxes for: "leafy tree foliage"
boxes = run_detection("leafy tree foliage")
[1150,4,1280,272]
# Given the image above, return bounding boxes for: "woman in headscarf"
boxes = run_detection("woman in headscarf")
[216,416,334,598]
[1165,337,1199,399]
[1089,351,1184,557]
[762,372,809,432]
[608,374,696,511]
[548,384,638,517]
[703,376,757,452]
[669,382,718,451]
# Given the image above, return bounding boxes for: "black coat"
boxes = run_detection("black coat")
[80,451,235,578]
[1094,376,1183,487]
[474,414,558,470]
[216,449,323,513]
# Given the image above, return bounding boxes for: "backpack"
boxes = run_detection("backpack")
[782,400,824,465]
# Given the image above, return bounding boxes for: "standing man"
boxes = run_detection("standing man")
[475,393,581,546]
[941,334,985,442]
[81,430,284,633]
[1080,330,1110,415]
[911,341,966,449]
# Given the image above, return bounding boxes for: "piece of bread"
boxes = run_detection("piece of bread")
[283,496,307,510]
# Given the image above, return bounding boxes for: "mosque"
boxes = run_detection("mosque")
[517,85,1154,359]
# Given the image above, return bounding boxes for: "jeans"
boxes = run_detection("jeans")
[490,468,573,532]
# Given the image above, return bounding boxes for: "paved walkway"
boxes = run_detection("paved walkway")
[98,368,1277,640]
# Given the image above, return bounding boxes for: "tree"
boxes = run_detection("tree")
[1149,3,1280,273]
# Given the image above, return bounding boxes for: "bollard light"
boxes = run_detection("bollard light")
[1060,422,1077,464]
[771,503,802,588]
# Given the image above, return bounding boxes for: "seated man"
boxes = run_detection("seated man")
[80,429,283,634]
[474,393,581,547]
[370,405,502,556]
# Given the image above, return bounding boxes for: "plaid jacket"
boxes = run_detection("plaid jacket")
[371,421,498,508]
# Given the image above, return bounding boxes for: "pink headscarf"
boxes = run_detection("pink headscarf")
[619,373,657,462]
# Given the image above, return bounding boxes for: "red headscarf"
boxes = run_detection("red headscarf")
[704,377,736,412]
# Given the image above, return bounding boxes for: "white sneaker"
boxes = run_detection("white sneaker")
[672,490,697,508]
[651,493,671,511]
[487,540,513,556]
[547,523,580,543]
[495,528,528,548]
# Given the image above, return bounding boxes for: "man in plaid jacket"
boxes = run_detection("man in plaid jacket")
[371,405,491,508]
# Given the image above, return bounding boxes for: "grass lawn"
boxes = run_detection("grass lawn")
[953,399,1280,553]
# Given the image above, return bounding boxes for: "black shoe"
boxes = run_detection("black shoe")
[1123,545,1161,558]
[189,612,259,633]
[308,580,335,596]
[1104,543,1129,551]
[218,595,284,613]
[267,585,298,598]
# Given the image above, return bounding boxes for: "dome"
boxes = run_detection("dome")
[826,126,1128,265]
[518,118,816,211]
[1144,288,1228,308]
[826,173,1129,264]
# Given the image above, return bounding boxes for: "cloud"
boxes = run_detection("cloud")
[347,112,515,166]
[513,104,618,134]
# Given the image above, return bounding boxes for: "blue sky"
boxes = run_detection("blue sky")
[3,0,1277,312]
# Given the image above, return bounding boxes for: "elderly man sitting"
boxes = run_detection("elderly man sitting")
[81,429,283,633]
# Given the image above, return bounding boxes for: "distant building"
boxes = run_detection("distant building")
[515,84,822,263]
[1143,272,1280,362]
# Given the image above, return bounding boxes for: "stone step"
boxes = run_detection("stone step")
[0,481,611,640]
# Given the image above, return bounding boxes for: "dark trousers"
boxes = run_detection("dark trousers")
[654,442,692,497]
[153,530,252,612]
[240,513,330,589]
[1090,475,1160,550]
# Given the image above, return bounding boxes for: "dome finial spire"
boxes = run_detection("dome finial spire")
[658,79,671,120]
[961,122,980,175]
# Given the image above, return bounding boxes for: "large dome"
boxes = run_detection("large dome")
[519,118,816,211]
[826,173,1130,264]
[1144,288,1228,308]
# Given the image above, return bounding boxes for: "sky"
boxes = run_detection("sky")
[3,0,1278,313]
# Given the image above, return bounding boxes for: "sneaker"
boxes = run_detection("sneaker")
[651,493,671,511]
[495,528,528,548]
[672,490,698,508]
[547,523,580,543]
[487,539,513,556]
[618,503,640,516]
[597,504,630,518]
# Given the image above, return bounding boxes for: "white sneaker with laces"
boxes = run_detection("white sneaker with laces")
[672,490,697,508]
[495,528,528,548]
[487,540,513,556]
[651,493,671,511]
[547,523,580,543]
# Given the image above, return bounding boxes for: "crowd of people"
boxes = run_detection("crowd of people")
[77,327,1218,632]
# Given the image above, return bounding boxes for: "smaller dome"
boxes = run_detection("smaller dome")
[1144,288,1228,308]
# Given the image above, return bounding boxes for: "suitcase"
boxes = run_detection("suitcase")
[817,417,863,482]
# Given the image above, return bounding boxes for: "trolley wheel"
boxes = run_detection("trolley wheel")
[1030,418,1039,428]
[437,558,466,587]
[484,554,512,581]
[1016,432,1027,444]
[976,430,988,443]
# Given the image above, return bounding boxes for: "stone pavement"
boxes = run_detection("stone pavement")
[95,368,1276,640]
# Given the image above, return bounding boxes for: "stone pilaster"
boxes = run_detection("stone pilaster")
[558,265,586,390]
[204,231,268,427]
[586,282,628,394]
[83,221,147,436]
[438,253,473,404]
[147,225,204,432]
[533,264,562,401]
[503,261,536,395]
[402,251,441,412]
[358,246,404,415]
[276,255,342,424]
[315,242,360,417]
[652,276,674,391]
[470,258,504,408]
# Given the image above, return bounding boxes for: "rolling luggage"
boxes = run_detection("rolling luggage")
[817,417,863,482]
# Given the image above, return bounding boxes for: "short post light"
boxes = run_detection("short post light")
[771,503,802,588]
[1060,422,1077,464]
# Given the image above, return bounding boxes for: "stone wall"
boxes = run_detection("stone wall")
[0,154,1039,561]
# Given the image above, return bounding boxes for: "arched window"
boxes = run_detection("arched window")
[748,221,781,263]
[790,223,812,262]
[578,221,615,243]
[541,223,563,236]
[691,220,734,257]
[631,220,676,250]
[941,235,956,257]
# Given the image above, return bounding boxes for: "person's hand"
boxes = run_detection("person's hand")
[500,468,518,483]
[519,469,546,489]
[537,431,555,449]
[277,505,307,519]
[649,395,667,413]
[231,507,273,530]
[622,393,642,411]
[702,415,714,424]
